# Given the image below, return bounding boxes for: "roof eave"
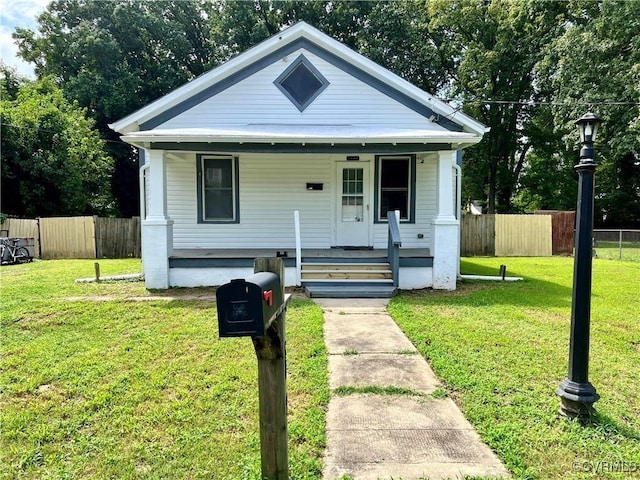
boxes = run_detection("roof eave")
[120,134,483,150]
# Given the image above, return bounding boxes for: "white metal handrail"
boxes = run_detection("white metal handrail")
[294,210,302,286]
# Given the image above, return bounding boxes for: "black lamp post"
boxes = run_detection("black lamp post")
[556,112,602,419]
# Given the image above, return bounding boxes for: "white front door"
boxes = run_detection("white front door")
[336,163,370,246]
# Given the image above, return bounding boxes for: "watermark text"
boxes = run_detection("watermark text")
[572,460,638,474]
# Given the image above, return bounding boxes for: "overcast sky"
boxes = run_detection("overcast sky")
[1,0,49,78]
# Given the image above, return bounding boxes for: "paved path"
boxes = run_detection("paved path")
[317,298,509,480]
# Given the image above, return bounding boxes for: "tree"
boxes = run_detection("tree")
[211,0,377,56]
[535,0,640,227]
[357,0,451,95]
[1,73,114,217]
[512,106,578,212]
[10,0,402,216]
[427,0,569,213]
[13,0,218,216]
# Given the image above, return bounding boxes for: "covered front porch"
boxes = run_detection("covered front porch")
[138,146,461,294]
[167,215,434,296]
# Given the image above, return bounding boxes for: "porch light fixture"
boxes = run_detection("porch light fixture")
[556,111,602,419]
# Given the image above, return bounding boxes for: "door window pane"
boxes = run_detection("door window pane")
[342,168,364,222]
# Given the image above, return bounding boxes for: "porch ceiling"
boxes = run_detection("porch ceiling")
[120,124,481,150]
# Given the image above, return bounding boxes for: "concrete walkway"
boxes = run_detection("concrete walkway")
[317,298,509,480]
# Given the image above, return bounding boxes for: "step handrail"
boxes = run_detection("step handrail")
[387,210,402,287]
[294,210,302,286]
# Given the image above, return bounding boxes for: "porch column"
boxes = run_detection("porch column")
[142,149,173,289]
[431,150,459,290]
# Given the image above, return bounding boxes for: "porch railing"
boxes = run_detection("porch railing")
[387,210,402,287]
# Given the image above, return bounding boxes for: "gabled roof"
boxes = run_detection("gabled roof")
[110,21,488,141]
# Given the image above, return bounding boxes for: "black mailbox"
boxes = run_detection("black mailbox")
[216,272,283,337]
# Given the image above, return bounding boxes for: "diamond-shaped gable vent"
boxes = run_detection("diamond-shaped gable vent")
[275,55,329,112]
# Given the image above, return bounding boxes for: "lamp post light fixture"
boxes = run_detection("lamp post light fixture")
[556,112,603,419]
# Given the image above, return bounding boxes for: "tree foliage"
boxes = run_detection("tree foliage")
[512,107,578,212]
[9,0,640,225]
[535,0,640,227]
[1,71,114,217]
[427,0,570,213]
[13,0,217,216]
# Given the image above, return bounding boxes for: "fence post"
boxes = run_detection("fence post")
[93,215,99,259]
[36,217,42,258]
[619,230,623,260]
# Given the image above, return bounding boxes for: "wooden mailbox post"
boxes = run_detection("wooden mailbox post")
[216,257,289,480]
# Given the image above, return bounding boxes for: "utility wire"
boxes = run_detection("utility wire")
[442,99,640,106]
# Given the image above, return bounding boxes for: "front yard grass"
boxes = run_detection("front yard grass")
[2,257,639,479]
[390,257,640,479]
[1,260,328,479]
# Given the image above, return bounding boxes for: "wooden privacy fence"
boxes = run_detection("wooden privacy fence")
[0,218,40,258]
[40,216,96,259]
[462,212,574,257]
[495,214,552,256]
[0,216,140,259]
[460,214,496,256]
[535,210,576,255]
[95,217,141,258]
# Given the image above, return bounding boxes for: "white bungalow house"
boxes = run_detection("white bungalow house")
[110,21,487,297]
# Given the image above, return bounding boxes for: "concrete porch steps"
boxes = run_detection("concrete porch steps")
[302,261,396,298]
[301,262,392,279]
[304,283,397,298]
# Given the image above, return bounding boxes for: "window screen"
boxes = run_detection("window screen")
[200,157,237,222]
[379,157,410,220]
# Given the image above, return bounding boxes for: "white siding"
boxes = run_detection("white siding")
[158,49,448,132]
[167,153,335,249]
[166,152,437,252]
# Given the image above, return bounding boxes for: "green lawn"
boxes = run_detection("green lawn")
[390,257,640,480]
[0,260,328,479]
[2,258,639,479]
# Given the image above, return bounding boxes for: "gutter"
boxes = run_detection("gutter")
[460,275,523,282]
[453,162,462,278]
[139,160,150,277]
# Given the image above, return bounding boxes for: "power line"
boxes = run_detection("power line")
[442,99,640,106]
[427,97,640,124]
